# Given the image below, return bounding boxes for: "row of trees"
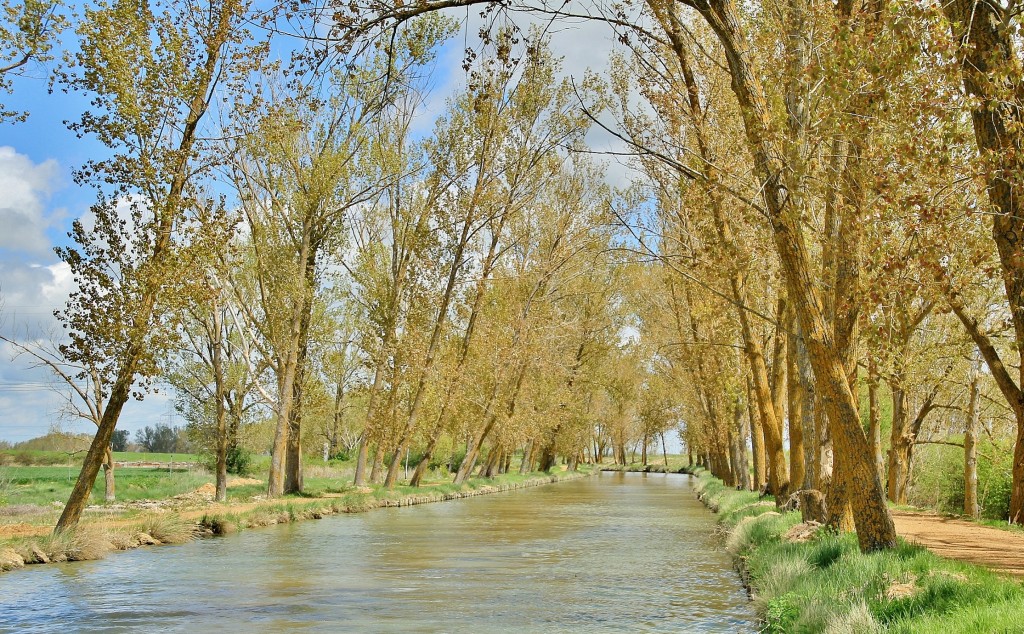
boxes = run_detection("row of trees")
[334,0,1024,552]
[2,1,675,533]
[5,0,1024,555]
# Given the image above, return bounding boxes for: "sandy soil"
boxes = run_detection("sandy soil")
[892,510,1024,576]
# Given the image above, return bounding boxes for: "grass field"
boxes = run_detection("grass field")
[0,449,201,466]
[1,466,212,507]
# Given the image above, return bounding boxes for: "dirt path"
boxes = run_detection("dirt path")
[892,510,1024,576]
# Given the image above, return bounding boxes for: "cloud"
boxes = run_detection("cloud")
[0,147,72,338]
[0,146,62,256]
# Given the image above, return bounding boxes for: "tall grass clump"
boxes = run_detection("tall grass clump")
[138,514,195,544]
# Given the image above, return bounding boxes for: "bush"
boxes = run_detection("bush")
[226,446,252,476]
[911,441,1012,520]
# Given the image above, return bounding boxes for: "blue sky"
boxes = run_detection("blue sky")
[0,6,634,444]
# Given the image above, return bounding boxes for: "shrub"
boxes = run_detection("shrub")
[765,592,800,633]
[910,440,1012,520]
[226,446,252,476]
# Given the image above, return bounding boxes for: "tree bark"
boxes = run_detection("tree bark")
[102,446,115,503]
[746,375,766,489]
[787,312,806,490]
[965,362,980,519]
[943,0,1024,526]
[868,359,883,486]
[683,0,896,550]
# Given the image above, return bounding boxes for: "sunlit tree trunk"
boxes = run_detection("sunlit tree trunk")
[680,0,896,550]
[965,362,980,519]
[102,446,115,503]
[944,0,1024,525]
[747,375,766,489]
[867,359,883,486]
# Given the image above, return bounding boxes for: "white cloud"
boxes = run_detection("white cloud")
[0,146,62,256]
[0,148,72,339]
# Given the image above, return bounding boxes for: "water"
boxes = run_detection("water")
[0,472,753,632]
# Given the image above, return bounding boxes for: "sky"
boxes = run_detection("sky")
[0,3,641,444]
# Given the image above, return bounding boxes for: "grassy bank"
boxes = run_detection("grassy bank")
[0,467,594,574]
[695,473,1024,633]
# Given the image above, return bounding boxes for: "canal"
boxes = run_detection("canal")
[0,471,754,632]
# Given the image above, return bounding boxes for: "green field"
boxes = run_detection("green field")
[0,449,200,467]
[1,466,212,507]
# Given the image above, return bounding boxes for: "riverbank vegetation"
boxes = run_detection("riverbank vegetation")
[1,0,1024,570]
[696,473,1024,633]
[0,465,592,573]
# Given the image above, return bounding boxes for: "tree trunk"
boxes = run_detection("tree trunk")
[687,0,897,551]
[868,360,883,486]
[795,324,816,490]
[887,373,908,503]
[520,439,535,474]
[786,309,805,491]
[735,395,752,490]
[57,346,140,531]
[369,445,384,484]
[965,363,980,519]
[943,0,1024,526]
[102,445,115,503]
[747,375,766,489]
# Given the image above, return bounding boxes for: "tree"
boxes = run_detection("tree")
[941,0,1024,525]
[52,0,257,532]
[111,429,128,452]
[135,424,187,454]
[0,319,118,501]
[0,0,64,122]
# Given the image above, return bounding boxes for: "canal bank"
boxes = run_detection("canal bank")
[0,468,596,574]
[694,472,1024,633]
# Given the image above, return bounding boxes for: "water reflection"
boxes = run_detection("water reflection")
[0,472,753,633]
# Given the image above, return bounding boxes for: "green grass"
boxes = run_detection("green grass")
[1,465,211,507]
[696,472,1024,633]
[1,450,201,466]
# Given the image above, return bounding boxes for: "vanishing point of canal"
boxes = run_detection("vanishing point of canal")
[0,472,755,632]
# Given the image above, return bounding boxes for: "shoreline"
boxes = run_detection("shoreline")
[600,464,698,475]
[0,468,595,575]
[693,471,1024,632]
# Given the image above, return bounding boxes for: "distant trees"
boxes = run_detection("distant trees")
[134,424,191,454]
[110,429,128,452]
[319,0,1024,550]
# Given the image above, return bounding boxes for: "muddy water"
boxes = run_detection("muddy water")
[0,472,753,632]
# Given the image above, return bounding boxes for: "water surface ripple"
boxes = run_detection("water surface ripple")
[0,471,754,632]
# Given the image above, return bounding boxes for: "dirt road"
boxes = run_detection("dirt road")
[892,510,1024,576]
